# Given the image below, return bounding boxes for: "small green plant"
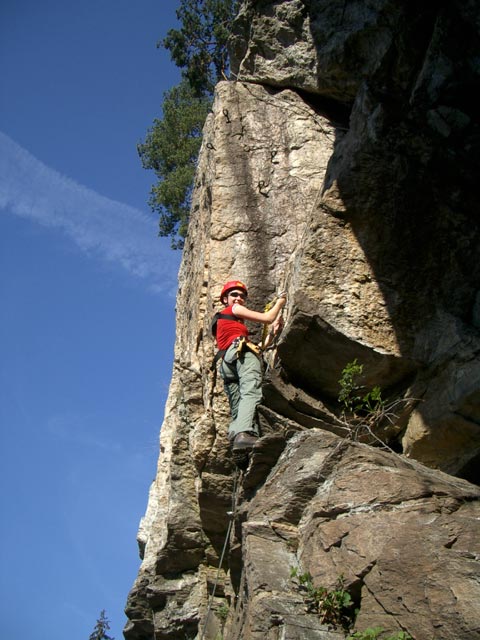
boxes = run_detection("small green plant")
[338,359,363,413]
[362,385,384,413]
[286,537,299,552]
[337,359,407,449]
[338,359,384,416]
[348,629,384,640]
[290,568,353,629]
[348,628,413,640]
[217,602,229,622]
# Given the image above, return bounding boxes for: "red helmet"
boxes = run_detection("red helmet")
[220,280,248,301]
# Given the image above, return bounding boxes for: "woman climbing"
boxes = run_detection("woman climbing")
[212,280,286,453]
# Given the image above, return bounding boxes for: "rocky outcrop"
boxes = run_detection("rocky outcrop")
[124,1,480,638]
[230,0,480,476]
[227,431,480,640]
[125,78,337,640]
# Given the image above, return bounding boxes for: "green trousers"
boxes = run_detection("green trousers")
[220,343,263,440]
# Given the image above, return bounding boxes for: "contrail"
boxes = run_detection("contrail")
[0,130,180,294]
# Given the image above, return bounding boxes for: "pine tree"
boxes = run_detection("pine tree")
[162,0,239,96]
[89,610,114,640]
[138,80,211,248]
[139,0,239,248]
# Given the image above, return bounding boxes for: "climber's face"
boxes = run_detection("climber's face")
[228,290,246,306]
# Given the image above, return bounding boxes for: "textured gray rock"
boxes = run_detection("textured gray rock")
[124,1,480,638]
[231,0,480,476]
[230,0,404,101]
[234,430,480,640]
[125,80,337,639]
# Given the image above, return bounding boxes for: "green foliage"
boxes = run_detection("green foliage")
[88,610,114,640]
[362,384,384,413]
[348,628,413,640]
[338,359,384,416]
[290,568,354,629]
[163,0,239,96]
[138,80,210,247]
[286,537,299,552]
[290,569,414,640]
[338,359,363,413]
[217,602,229,621]
[140,0,239,247]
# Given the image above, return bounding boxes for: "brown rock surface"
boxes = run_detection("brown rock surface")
[232,431,480,640]
[124,1,480,638]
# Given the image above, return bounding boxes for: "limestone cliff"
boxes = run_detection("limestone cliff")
[124,1,480,639]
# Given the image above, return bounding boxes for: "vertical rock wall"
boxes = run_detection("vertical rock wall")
[125,80,337,639]
[125,1,480,638]
[229,0,480,476]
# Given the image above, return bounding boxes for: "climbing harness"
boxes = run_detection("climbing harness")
[234,335,262,357]
[211,289,285,369]
[199,468,240,640]
[210,314,262,371]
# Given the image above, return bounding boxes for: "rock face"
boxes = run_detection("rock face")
[124,1,480,639]
[228,431,480,640]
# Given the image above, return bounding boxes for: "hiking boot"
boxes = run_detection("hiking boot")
[231,449,250,470]
[232,431,258,452]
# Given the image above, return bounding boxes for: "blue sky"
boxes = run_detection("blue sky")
[0,1,183,638]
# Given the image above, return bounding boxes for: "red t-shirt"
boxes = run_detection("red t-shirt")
[216,304,248,350]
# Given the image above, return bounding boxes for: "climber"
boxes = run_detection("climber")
[212,280,286,453]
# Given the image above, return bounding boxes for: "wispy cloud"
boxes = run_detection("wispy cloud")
[47,412,123,453]
[0,131,180,294]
